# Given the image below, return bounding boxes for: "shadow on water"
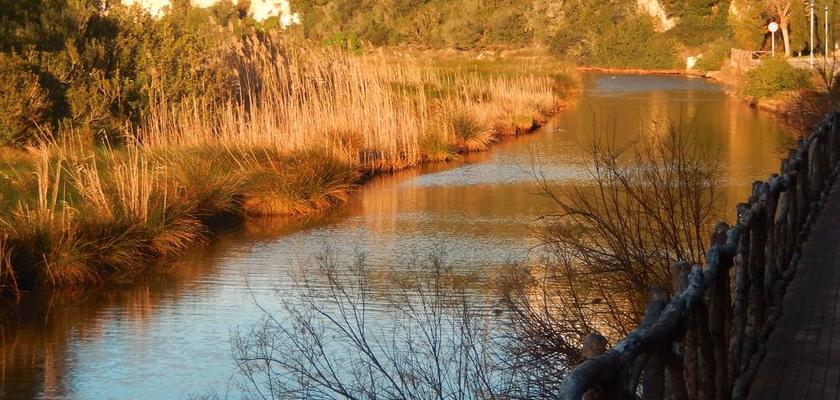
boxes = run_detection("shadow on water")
[0,73,796,400]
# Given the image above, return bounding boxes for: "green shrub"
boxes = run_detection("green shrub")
[323,32,364,53]
[0,53,50,146]
[744,59,812,100]
[590,17,680,70]
[486,9,530,45]
[695,40,732,71]
[441,15,484,49]
[0,1,247,145]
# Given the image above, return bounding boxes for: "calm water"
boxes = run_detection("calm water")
[1,74,792,400]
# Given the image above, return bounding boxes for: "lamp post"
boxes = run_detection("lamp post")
[812,0,816,68]
[770,22,780,57]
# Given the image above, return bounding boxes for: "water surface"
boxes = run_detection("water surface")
[1,74,792,400]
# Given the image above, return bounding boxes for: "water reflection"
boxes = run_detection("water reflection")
[1,74,792,400]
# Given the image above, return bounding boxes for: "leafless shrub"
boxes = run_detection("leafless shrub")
[501,120,721,397]
[232,120,722,400]
[232,250,519,400]
[789,54,840,132]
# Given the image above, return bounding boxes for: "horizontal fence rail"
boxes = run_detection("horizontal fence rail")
[559,111,840,400]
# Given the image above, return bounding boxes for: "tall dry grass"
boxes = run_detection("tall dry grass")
[140,36,568,171]
[0,35,576,293]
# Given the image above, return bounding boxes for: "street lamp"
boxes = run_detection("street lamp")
[812,0,816,68]
[826,4,831,61]
[770,22,780,57]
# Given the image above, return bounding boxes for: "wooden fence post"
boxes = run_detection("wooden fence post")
[581,332,608,400]
[729,203,751,387]
[707,222,732,400]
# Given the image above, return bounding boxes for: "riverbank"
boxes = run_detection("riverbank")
[580,63,831,129]
[577,66,705,77]
[0,41,579,299]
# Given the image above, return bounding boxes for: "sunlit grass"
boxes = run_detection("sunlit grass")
[0,36,578,293]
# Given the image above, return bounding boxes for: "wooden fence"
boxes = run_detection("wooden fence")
[559,111,840,400]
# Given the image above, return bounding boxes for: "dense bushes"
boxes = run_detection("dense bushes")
[694,39,732,71]
[290,0,737,70]
[590,17,680,69]
[293,0,533,49]
[744,58,813,100]
[0,54,50,145]
[0,0,259,146]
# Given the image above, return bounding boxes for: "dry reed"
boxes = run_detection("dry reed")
[0,35,576,293]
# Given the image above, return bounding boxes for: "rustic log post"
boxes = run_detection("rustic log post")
[671,261,697,399]
[791,168,804,252]
[694,300,716,400]
[745,182,768,358]
[728,205,751,388]
[764,177,781,304]
[641,287,670,400]
[831,115,838,159]
[644,351,666,400]
[706,222,732,400]
[582,332,608,359]
[665,348,690,400]
[833,114,840,161]
[581,332,609,400]
[774,174,792,277]
[795,143,809,229]
[808,135,822,200]
[730,206,750,371]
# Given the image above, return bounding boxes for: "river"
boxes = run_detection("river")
[0,73,792,400]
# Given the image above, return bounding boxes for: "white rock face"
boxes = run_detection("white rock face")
[120,0,301,25]
[637,0,676,31]
[729,0,741,18]
[250,0,301,25]
[122,0,169,17]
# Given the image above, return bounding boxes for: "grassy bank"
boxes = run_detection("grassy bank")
[0,37,577,297]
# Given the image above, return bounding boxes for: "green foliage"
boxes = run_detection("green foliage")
[695,39,733,71]
[744,58,812,99]
[292,0,535,48]
[666,0,731,47]
[0,54,50,145]
[323,32,365,52]
[729,0,768,51]
[591,17,680,69]
[0,0,252,145]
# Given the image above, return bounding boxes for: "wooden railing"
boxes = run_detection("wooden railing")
[559,111,840,400]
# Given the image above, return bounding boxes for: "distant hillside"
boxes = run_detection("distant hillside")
[290,0,840,71]
[289,0,732,69]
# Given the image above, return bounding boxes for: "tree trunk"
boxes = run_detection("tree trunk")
[781,19,792,56]
[773,2,793,56]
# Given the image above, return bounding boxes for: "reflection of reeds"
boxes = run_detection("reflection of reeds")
[0,36,576,293]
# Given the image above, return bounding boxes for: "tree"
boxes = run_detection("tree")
[767,0,793,56]
[789,0,809,55]
[730,0,766,50]
[233,250,522,399]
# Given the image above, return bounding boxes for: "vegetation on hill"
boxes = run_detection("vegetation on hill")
[290,0,840,70]
[290,0,732,69]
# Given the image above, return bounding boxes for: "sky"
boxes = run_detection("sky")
[120,0,301,25]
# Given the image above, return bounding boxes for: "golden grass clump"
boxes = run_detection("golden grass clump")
[439,102,495,152]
